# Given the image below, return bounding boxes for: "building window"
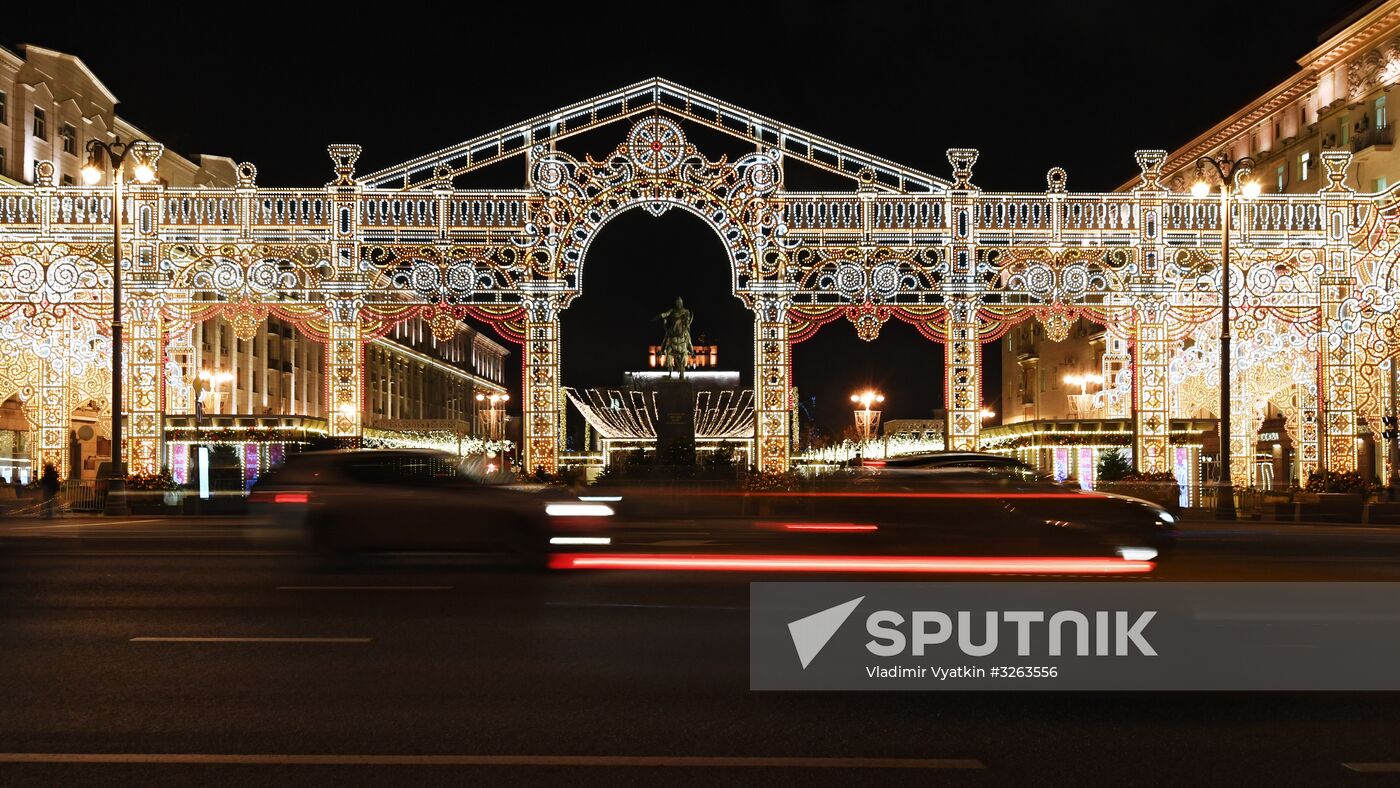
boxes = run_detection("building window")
[0,147,6,176]
[1378,177,1389,192]
[32,107,46,140]
[1276,164,1286,192]
[0,92,7,125]
[1274,120,1281,141]
[60,123,76,155]
[1379,95,1389,129]
[61,174,73,186]
[1341,116,1350,146]
[1299,151,1311,182]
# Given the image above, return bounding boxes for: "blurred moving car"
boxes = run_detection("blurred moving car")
[854,451,1051,480]
[248,449,562,563]
[823,452,1175,558]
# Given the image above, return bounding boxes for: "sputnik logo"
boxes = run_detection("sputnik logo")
[787,596,864,669]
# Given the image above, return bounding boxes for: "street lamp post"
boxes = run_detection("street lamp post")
[83,137,159,516]
[1192,155,1260,521]
[476,393,509,441]
[850,390,885,447]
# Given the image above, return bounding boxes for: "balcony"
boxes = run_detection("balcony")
[1352,126,1394,154]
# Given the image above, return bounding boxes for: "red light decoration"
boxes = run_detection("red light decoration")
[779,523,879,532]
[549,553,1154,574]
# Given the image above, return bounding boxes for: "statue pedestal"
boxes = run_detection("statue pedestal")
[655,378,696,466]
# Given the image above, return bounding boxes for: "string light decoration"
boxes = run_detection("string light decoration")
[0,78,1396,480]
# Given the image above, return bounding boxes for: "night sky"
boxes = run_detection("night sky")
[12,0,1363,438]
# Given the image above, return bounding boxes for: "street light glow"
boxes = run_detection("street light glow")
[1191,180,1211,198]
[1241,180,1261,198]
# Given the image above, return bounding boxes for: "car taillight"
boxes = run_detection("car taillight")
[249,491,310,504]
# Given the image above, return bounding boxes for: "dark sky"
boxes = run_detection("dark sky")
[13,0,1364,437]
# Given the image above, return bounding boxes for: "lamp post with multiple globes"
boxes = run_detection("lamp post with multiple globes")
[476,393,510,441]
[1192,154,1260,521]
[82,137,159,516]
[850,390,885,446]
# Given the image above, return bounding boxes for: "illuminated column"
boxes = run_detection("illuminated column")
[33,319,70,478]
[944,295,981,451]
[522,294,560,474]
[1132,293,1171,474]
[1319,275,1358,472]
[753,294,793,473]
[1127,152,1171,472]
[1317,151,1358,473]
[125,297,165,475]
[1229,367,1252,487]
[1296,378,1320,483]
[944,149,982,452]
[324,298,364,442]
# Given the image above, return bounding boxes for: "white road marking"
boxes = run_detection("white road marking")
[130,637,371,644]
[9,519,162,530]
[276,586,453,591]
[546,601,743,611]
[0,753,985,769]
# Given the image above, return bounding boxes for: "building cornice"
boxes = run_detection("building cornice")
[1301,1,1400,71]
[1118,0,1400,191]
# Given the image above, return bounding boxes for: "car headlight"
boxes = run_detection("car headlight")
[1157,511,1176,525]
[1116,546,1158,561]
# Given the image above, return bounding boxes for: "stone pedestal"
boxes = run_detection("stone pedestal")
[655,378,696,466]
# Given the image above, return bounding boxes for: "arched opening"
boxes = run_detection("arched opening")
[791,318,953,456]
[559,206,752,460]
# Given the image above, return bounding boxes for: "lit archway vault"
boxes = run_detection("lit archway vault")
[0,78,1394,477]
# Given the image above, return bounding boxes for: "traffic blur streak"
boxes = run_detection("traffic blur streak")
[549,553,1156,573]
[579,465,1176,574]
[237,448,1172,576]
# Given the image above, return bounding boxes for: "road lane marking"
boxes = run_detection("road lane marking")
[276,586,453,591]
[0,753,985,769]
[1344,763,1400,772]
[545,601,744,611]
[130,637,371,644]
[9,519,162,530]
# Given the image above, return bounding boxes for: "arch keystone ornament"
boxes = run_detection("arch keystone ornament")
[0,77,1392,482]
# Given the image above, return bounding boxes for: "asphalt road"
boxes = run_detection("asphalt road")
[4,516,1400,786]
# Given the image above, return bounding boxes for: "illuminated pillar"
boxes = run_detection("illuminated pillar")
[1295,378,1320,484]
[1229,366,1252,487]
[1318,151,1358,474]
[753,294,792,473]
[1132,295,1170,474]
[1318,275,1358,473]
[126,297,165,476]
[522,294,560,474]
[944,149,981,452]
[944,295,981,452]
[324,298,364,442]
[33,319,70,478]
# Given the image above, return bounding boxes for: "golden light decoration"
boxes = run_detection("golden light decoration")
[0,78,1384,480]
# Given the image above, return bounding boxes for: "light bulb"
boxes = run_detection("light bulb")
[1191,181,1211,198]
[133,163,156,183]
[81,164,102,185]
[1240,180,1261,198]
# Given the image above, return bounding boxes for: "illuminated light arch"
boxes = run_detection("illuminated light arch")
[0,80,1395,478]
